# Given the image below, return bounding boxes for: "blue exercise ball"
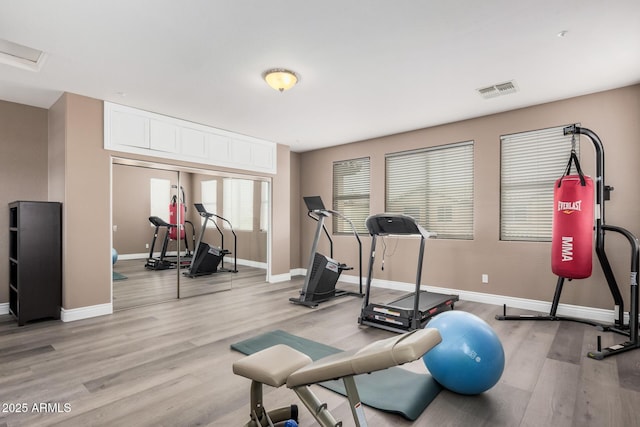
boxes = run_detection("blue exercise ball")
[423,310,504,395]
[111,248,118,265]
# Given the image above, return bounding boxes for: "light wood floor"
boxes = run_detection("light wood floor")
[112,258,238,311]
[1,271,639,427]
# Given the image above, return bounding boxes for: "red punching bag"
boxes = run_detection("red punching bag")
[551,151,594,279]
[168,196,186,241]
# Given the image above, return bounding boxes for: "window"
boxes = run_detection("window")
[500,125,578,241]
[386,141,474,239]
[201,179,217,228]
[150,178,171,222]
[260,181,269,231]
[223,178,254,231]
[332,157,370,234]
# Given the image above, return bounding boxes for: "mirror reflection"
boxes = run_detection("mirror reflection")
[112,162,269,310]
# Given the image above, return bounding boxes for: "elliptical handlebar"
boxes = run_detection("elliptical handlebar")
[191,202,238,273]
[326,208,363,294]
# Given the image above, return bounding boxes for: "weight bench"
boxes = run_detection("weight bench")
[232,328,442,427]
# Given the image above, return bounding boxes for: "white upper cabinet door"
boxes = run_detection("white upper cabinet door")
[149,119,179,153]
[110,110,149,149]
[181,127,208,158]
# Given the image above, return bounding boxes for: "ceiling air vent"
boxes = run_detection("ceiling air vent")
[477,80,518,99]
[0,38,47,72]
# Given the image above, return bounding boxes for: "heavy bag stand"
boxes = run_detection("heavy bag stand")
[497,125,639,360]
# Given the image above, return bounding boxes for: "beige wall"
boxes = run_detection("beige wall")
[289,152,301,269]
[0,100,49,303]
[271,144,291,276]
[298,84,640,310]
[112,164,179,255]
[55,94,112,309]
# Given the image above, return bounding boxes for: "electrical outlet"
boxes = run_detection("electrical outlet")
[145,243,149,249]
[482,274,489,284]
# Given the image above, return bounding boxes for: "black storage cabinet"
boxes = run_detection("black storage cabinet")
[8,201,62,326]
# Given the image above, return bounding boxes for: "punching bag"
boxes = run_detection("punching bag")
[168,196,186,241]
[551,151,594,279]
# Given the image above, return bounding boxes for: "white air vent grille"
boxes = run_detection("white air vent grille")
[0,39,47,72]
[477,80,518,99]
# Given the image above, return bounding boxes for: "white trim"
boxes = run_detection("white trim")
[117,252,267,271]
[118,252,149,260]
[270,272,292,283]
[0,302,8,315]
[235,258,267,269]
[290,268,306,277]
[339,275,624,324]
[61,303,113,322]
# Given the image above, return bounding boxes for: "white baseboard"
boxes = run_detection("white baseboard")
[117,253,267,270]
[61,303,113,322]
[0,302,8,315]
[270,272,292,283]
[118,252,148,260]
[337,274,623,325]
[290,268,305,277]
[236,258,267,269]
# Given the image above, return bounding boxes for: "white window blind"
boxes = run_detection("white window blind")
[260,181,269,232]
[201,179,217,228]
[332,157,370,234]
[223,178,254,231]
[150,178,171,223]
[500,125,578,241]
[386,141,474,239]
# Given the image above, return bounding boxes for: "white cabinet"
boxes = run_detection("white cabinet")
[104,102,277,174]
[181,127,208,158]
[230,139,253,166]
[208,133,230,163]
[111,109,149,148]
[150,119,178,153]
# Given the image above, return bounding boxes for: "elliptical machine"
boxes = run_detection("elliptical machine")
[290,196,363,308]
[184,203,238,277]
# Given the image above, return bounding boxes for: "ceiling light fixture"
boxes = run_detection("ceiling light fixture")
[263,68,299,92]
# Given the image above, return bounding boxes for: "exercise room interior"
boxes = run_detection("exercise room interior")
[1,2,639,426]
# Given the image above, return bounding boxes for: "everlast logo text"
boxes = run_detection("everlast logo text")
[558,200,581,214]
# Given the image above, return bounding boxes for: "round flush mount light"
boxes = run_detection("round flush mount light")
[263,68,299,92]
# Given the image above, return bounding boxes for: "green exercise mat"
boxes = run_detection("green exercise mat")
[112,271,127,280]
[231,329,441,421]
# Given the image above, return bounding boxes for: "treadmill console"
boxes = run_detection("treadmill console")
[365,213,422,236]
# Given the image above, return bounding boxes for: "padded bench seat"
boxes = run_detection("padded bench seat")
[287,328,441,387]
[232,328,443,427]
[232,344,312,387]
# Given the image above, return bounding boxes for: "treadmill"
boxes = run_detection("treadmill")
[359,213,459,333]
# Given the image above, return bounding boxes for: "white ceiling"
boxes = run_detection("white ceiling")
[0,1,639,152]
